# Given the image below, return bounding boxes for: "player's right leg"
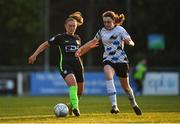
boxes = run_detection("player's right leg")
[110,105,120,114]
[104,64,119,114]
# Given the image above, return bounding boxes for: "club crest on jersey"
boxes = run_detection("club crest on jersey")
[49,37,55,42]
[63,70,67,74]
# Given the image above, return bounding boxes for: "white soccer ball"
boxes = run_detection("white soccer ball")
[54,103,69,117]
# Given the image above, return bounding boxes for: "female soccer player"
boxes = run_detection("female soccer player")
[75,11,142,115]
[28,11,84,116]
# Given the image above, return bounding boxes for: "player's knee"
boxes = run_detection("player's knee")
[67,82,77,87]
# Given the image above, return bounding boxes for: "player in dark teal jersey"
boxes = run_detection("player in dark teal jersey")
[48,33,83,81]
[28,12,84,116]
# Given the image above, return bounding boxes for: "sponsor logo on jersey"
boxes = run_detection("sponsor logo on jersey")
[65,45,78,52]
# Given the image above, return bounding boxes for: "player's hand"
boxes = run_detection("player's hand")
[75,49,82,57]
[28,55,36,64]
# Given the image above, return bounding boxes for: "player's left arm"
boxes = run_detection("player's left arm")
[75,38,99,57]
[124,37,135,47]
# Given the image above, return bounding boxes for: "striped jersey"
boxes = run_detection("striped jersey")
[95,26,131,63]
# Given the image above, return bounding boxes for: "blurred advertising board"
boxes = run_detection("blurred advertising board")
[147,34,165,51]
[30,72,67,95]
[30,72,128,96]
[143,72,179,95]
[0,79,15,96]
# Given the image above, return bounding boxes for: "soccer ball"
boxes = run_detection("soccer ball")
[54,103,69,117]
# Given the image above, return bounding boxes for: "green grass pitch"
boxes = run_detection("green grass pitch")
[0,96,180,123]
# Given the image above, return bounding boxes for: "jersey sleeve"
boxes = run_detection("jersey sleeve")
[48,34,61,45]
[120,27,131,40]
[94,29,102,40]
[76,35,81,46]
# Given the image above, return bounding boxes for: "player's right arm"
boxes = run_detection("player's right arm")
[75,38,99,57]
[28,34,60,64]
[28,41,50,64]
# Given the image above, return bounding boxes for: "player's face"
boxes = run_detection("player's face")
[65,20,77,35]
[103,17,115,30]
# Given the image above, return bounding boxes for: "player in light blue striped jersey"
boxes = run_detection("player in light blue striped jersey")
[76,11,142,115]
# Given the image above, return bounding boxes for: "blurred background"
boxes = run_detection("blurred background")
[0,0,179,96]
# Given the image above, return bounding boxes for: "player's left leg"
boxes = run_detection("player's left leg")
[116,63,142,115]
[119,77,142,115]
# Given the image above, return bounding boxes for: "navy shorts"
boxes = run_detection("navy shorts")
[103,61,129,78]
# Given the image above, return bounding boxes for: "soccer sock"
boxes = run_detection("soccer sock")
[126,88,137,107]
[69,85,78,109]
[106,80,117,107]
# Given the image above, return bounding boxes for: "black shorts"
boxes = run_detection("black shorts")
[103,61,129,78]
[59,58,84,83]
